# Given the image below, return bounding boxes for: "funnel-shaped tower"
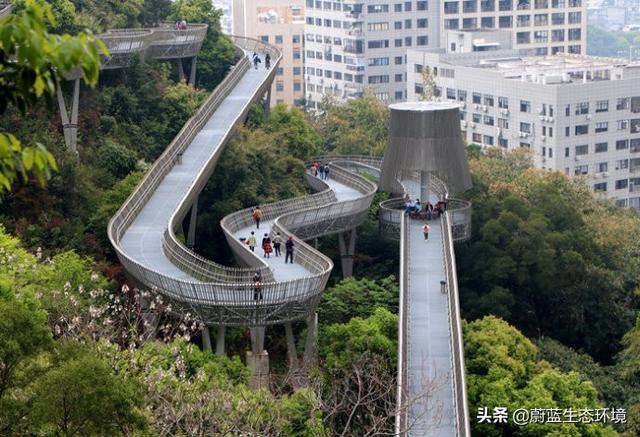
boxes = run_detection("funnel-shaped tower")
[379,102,472,195]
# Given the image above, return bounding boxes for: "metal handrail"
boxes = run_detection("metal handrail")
[0,0,13,18]
[395,212,409,434]
[441,210,471,437]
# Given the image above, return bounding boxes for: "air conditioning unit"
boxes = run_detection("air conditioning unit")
[502,108,510,115]
[538,108,544,115]
[539,115,545,121]
[471,123,476,129]
[575,156,581,161]
[541,135,546,141]
[548,117,554,122]
[460,102,466,108]
[474,104,479,109]
[496,128,502,136]
[482,105,488,112]
[461,120,467,127]
[603,172,609,177]
[594,173,601,179]
[586,114,592,120]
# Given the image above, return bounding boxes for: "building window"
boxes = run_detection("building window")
[575,125,588,135]
[447,88,456,99]
[564,147,569,157]
[595,162,608,172]
[367,4,390,12]
[293,67,301,75]
[574,164,588,175]
[618,120,629,130]
[368,75,389,84]
[293,82,302,91]
[276,67,284,76]
[498,118,509,128]
[595,122,608,133]
[484,95,495,106]
[275,35,283,44]
[417,0,428,9]
[473,113,482,123]
[575,102,589,115]
[395,21,402,30]
[260,35,269,43]
[520,100,531,113]
[458,90,467,101]
[617,139,629,150]
[617,98,630,110]
[276,81,284,91]
[417,36,428,45]
[499,16,513,28]
[594,182,607,192]
[367,22,390,31]
[498,97,509,109]
[616,159,629,170]
[484,115,495,126]
[394,3,403,12]
[565,126,570,137]
[483,135,494,145]
[616,179,628,190]
[417,18,428,28]
[395,74,403,82]
[631,138,640,153]
[499,137,508,147]
[405,19,412,29]
[473,93,482,104]
[395,91,404,100]
[575,144,588,155]
[472,133,482,143]
[395,56,403,65]
[368,57,390,66]
[520,122,531,133]
[595,142,608,153]
[405,1,412,10]
[405,36,412,46]
[595,100,609,113]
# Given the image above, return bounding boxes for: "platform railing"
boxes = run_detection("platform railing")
[441,209,471,437]
[0,0,12,18]
[395,212,409,435]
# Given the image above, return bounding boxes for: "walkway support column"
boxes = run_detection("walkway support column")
[338,228,357,278]
[420,171,431,203]
[285,322,298,370]
[263,87,272,120]
[216,325,225,355]
[186,197,198,249]
[303,313,318,369]
[247,327,269,389]
[189,56,198,85]
[202,325,212,352]
[56,78,81,152]
[177,59,185,82]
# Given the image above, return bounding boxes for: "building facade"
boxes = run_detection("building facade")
[303,0,586,108]
[233,0,306,106]
[406,48,640,209]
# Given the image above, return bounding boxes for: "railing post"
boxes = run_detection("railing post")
[303,312,318,369]
[247,327,269,390]
[202,325,212,352]
[189,56,198,85]
[177,58,185,81]
[285,322,298,370]
[216,325,225,355]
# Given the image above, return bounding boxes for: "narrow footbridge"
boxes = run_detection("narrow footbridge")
[106,37,470,434]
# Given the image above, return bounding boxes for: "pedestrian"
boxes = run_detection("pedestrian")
[253,270,262,300]
[285,236,294,264]
[265,53,271,69]
[318,163,325,180]
[273,232,282,257]
[247,231,257,252]
[262,233,272,258]
[415,199,422,214]
[422,223,430,240]
[253,53,261,70]
[324,164,330,180]
[425,201,433,221]
[252,206,263,229]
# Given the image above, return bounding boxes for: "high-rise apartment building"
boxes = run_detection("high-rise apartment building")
[234,0,306,106]
[303,0,586,108]
[406,47,640,209]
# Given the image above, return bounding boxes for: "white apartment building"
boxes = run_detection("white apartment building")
[406,48,640,208]
[303,0,586,108]
[234,0,306,106]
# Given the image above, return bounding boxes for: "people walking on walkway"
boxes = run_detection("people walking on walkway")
[324,164,330,180]
[318,163,325,180]
[285,236,295,264]
[265,53,271,69]
[422,223,430,240]
[252,206,263,229]
[262,233,272,258]
[415,199,422,214]
[253,271,262,300]
[273,232,282,257]
[425,201,433,220]
[253,53,261,70]
[247,231,257,252]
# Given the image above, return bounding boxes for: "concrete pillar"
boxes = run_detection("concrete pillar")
[56,78,81,152]
[303,313,318,369]
[247,327,269,389]
[285,322,298,370]
[263,87,272,120]
[177,59,185,82]
[186,197,198,249]
[189,56,198,85]
[202,326,212,352]
[420,171,431,203]
[216,325,225,355]
[338,229,357,278]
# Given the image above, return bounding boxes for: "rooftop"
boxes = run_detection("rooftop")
[437,50,640,84]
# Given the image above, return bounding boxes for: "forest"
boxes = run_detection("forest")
[1,1,640,435]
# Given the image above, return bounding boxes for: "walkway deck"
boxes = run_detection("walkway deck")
[402,180,456,436]
[120,58,270,280]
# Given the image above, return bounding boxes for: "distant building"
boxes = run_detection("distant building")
[303,0,587,108]
[406,47,640,208]
[233,0,305,107]
[214,0,234,35]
